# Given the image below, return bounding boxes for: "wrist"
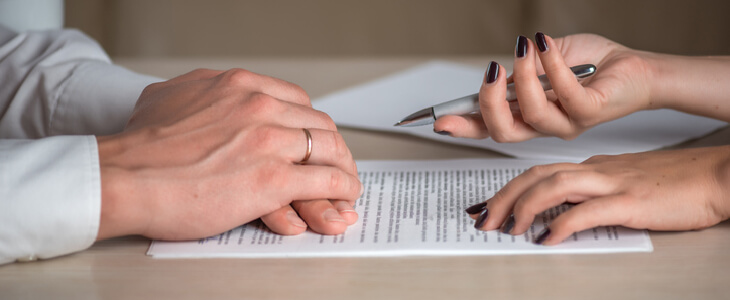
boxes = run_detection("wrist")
[96,133,149,240]
[714,145,730,222]
[643,53,730,120]
[642,51,685,110]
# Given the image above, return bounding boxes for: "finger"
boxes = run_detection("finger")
[512,36,573,137]
[288,165,363,203]
[237,94,336,131]
[332,200,359,225]
[509,170,617,235]
[479,61,541,142]
[433,114,489,139]
[248,126,356,177]
[260,205,308,235]
[218,68,311,106]
[291,199,359,235]
[534,32,593,119]
[278,102,338,131]
[480,163,583,231]
[296,128,357,176]
[538,195,633,246]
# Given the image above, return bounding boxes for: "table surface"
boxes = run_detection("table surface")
[2,56,729,300]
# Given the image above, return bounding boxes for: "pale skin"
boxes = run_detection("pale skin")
[435,33,730,245]
[96,68,363,240]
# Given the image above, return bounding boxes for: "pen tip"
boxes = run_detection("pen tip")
[393,122,402,127]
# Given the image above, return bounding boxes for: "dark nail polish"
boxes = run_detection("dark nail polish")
[485,61,499,84]
[474,209,489,229]
[465,202,487,214]
[434,130,451,136]
[515,35,528,58]
[501,214,515,234]
[535,32,548,52]
[534,227,551,245]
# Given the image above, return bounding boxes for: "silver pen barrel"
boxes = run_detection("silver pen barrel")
[431,64,595,119]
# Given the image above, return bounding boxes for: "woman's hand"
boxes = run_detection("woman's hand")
[434,33,655,142]
[467,146,730,245]
[96,68,363,240]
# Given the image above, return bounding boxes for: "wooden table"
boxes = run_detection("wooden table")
[2,57,729,300]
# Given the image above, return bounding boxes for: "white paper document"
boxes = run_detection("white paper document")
[313,61,727,160]
[148,159,653,258]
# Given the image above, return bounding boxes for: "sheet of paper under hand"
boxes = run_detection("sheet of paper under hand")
[147,159,652,258]
[312,61,726,160]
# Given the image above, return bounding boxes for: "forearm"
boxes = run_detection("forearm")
[96,133,151,240]
[644,52,730,122]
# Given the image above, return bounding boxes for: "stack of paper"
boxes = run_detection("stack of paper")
[148,159,653,258]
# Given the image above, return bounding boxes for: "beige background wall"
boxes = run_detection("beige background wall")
[65,0,730,58]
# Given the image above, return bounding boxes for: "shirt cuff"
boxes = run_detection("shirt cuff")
[0,135,100,264]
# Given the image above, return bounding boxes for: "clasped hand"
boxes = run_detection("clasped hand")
[96,68,363,240]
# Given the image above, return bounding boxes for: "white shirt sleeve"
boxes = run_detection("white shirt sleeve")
[0,24,161,264]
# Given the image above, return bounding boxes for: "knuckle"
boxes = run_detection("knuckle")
[512,71,532,82]
[245,93,283,115]
[329,131,351,161]
[520,109,546,127]
[555,215,582,235]
[525,164,552,178]
[489,131,519,143]
[328,170,343,191]
[326,170,358,199]
[550,171,575,186]
[291,83,311,104]
[571,115,596,129]
[490,132,509,143]
[491,188,509,203]
[511,199,532,218]
[223,68,256,85]
[317,110,337,131]
[191,68,214,75]
[557,131,580,141]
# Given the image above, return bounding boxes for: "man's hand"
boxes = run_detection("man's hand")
[96,68,363,240]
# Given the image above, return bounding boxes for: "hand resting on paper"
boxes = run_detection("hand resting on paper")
[466,147,730,245]
[96,68,363,240]
[454,33,730,245]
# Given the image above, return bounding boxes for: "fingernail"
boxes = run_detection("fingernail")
[465,201,487,214]
[334,201,356,214]
[535,32,548,52]
[474,209,489,229]
[515,35,528,58]
[434,129,451,136]
[501,214,515,234]
[323,209,346,223]
[359,183,365,197]
[485,61,499,84]
[534,227,551,245]
[286,211,308,228]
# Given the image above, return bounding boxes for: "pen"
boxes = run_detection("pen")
[394,64,596,127]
